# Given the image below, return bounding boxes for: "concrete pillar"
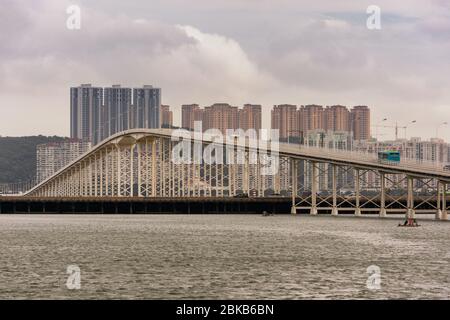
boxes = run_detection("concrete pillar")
[130,144,135,197]
[291,159,297,215]
[379,172,387,217]
[355,169,361,216]
[116,145,121,197]
[310,162,318,215]
[137,143,142,197]
[331,165,338,216]
[406,176,416,220]
[436,180,443,220]
[442,182,448,220]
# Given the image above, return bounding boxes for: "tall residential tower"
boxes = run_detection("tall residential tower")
[103,85,132,139]
[132,85,161,129]
[70,84,162,145]
[70,84,103,145]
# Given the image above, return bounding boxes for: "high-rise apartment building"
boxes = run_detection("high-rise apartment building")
[70,84,162,145]
[324,105,350,132]
[161,105,173,128]
[182,103,261,134]
[133,85,161,129]
[182,104,202,130]
[300,105,325,132]
[103,85,132,139]
[36,139,91,183]
[351,106,371,141]
[271,104,299,139]
[202,103,239,134]
[239,104,262,132]
[70,84,103,145]
[271,104,370,141]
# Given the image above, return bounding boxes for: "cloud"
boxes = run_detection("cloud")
[0,0,278,135]
[0,0,449,142]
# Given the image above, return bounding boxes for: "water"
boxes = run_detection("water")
[0,214,449,299]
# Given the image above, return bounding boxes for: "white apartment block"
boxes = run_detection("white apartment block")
[36,139,91,183]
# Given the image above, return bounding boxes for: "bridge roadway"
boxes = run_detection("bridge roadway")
[0,196,445,214]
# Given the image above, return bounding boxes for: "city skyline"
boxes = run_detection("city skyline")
[68,83,373,144]
[1,0,450,141]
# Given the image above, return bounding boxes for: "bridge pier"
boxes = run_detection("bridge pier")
[291,159,297,215]
[379,172,387,217]
[406,176,416,220]
[436,181,443,220]
[442,182,448,220]
[331,165,338,216]
[354,169,361,216]
[290,205,297,215]
[310,162,318,215]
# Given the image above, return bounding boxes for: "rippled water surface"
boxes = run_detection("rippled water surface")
[0,214,449,299]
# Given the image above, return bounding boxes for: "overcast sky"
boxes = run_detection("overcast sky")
[1,0,450,141]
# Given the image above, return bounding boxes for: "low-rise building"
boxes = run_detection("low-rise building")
[36,139,91,183]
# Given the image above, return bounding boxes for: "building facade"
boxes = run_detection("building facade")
[239,104,262,132]
[324,105,350,132]
[70,84,103,145]
[70,84,161,145]
[271,104,299,139]
[103,85,132,140]
[132,85,161,129]
[182,104,202,131]
[182,103,262,134]
[350,106,371,141]
[36,139,91,183]
[271,104,371,142]
[161,105,173,128]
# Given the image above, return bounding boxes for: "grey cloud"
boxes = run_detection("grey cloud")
[0,0,449,141]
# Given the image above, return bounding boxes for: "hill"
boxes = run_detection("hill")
[0,136,67,183]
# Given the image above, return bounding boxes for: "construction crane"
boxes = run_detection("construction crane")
[373,121,417,140]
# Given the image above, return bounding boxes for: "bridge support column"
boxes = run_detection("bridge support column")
[331,165,338,216]
[354,169,361,216]
[436,180,443,220]
[130,144,135,197]
[442,182,448,220]
[151,139,157,197]
[379,172,387,217]
[116,145,121,197]
[406,176,416,220]
[291,159,297,215]
[310,162,318,215]
[137,143,142,197]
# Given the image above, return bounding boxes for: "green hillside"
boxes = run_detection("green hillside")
[0,136,67,183]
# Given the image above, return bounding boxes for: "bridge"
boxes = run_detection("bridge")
[14,129,450,219]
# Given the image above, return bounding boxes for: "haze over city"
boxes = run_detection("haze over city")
[1,0,450,141]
